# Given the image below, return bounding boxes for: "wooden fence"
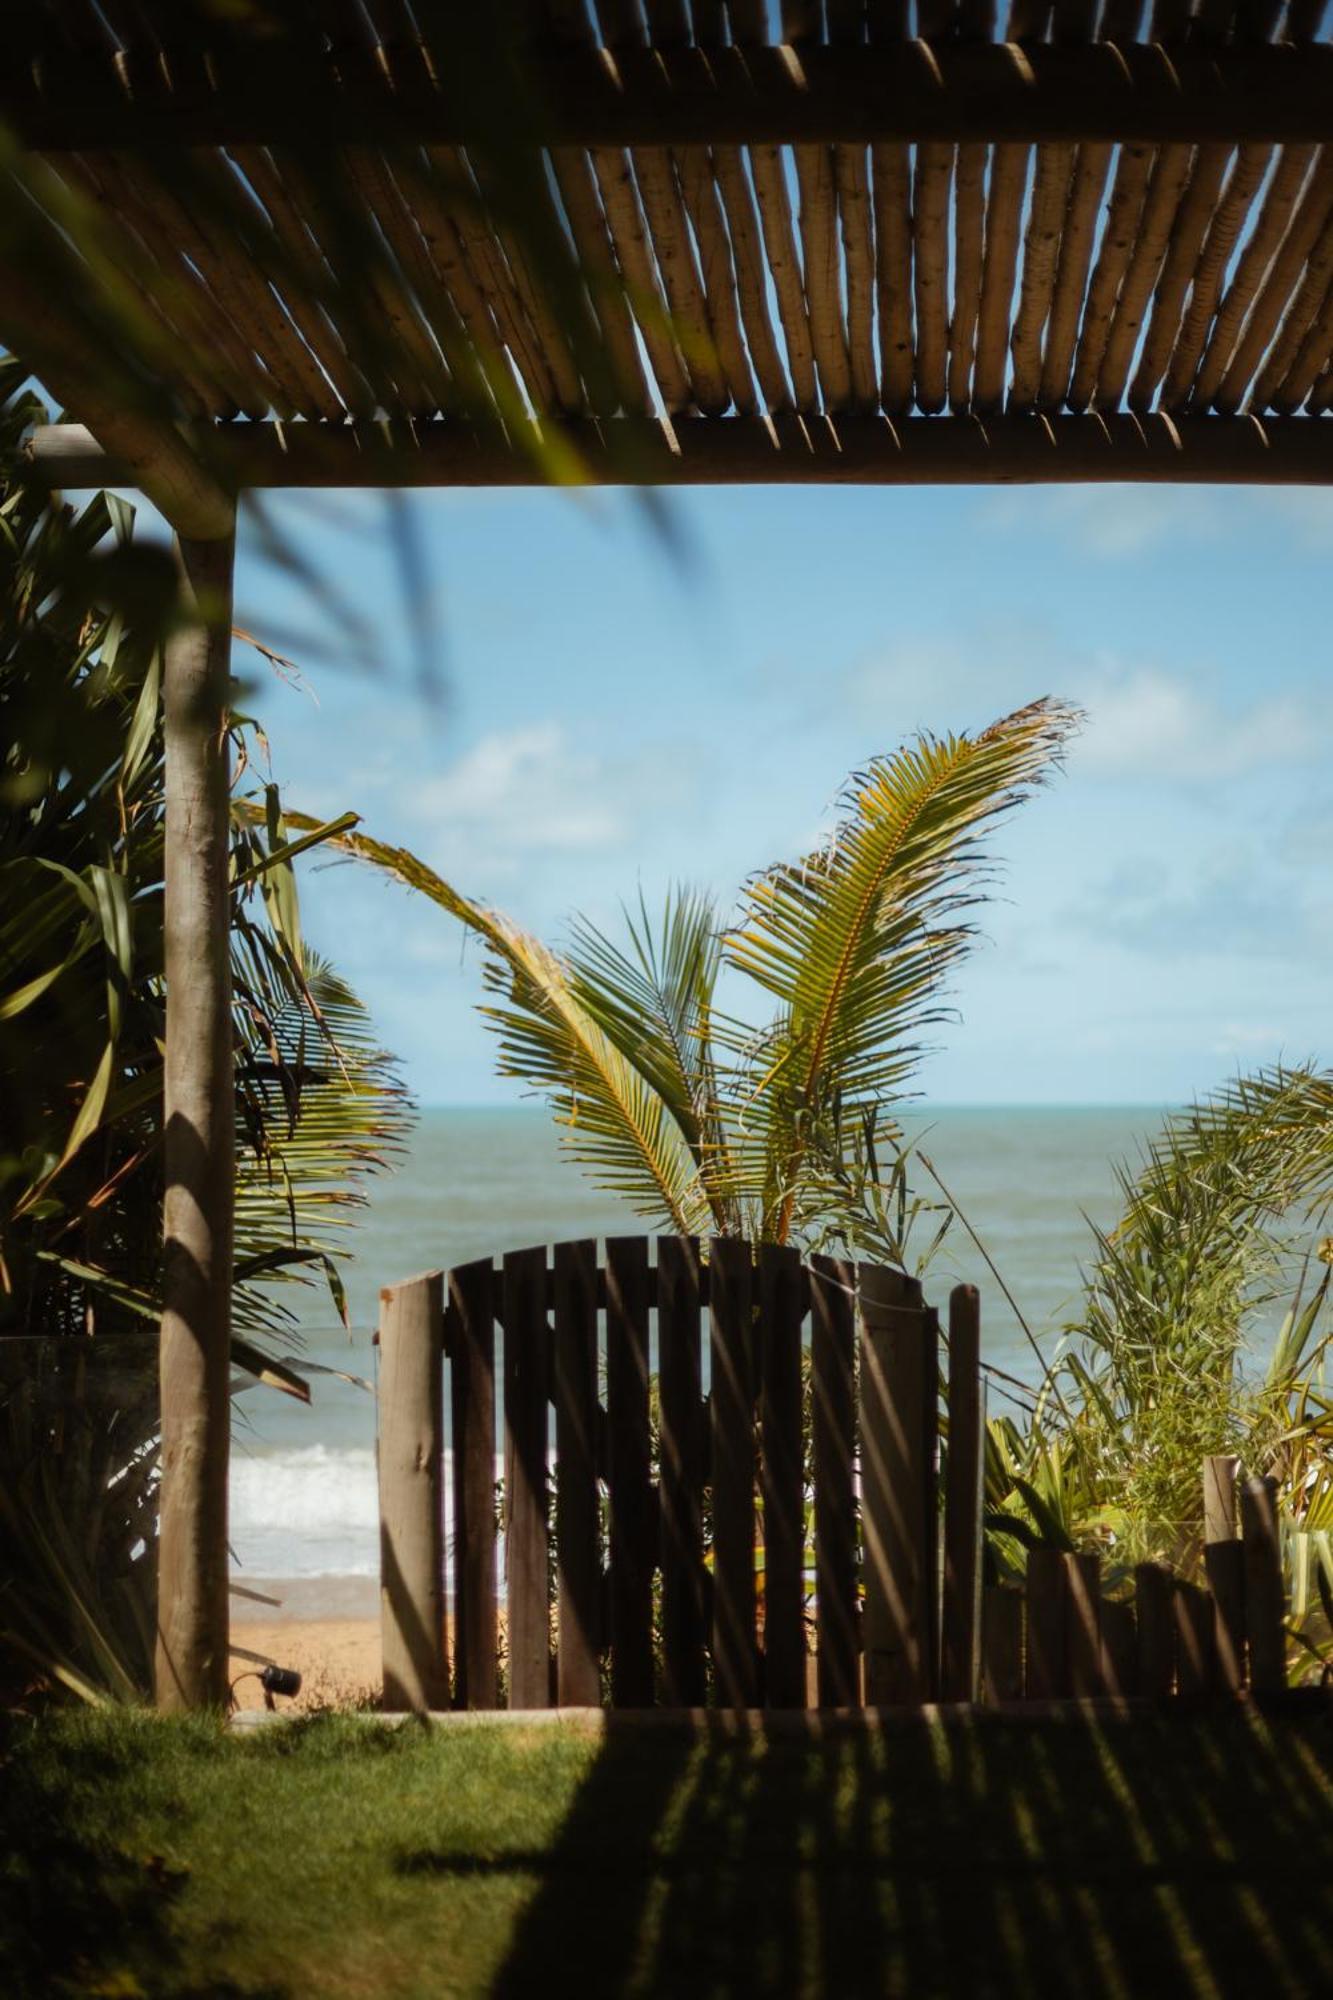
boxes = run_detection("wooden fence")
[981,1458,1288,1703]
[375,1240,1287,1712]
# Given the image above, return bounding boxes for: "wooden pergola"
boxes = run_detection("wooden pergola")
[4,0,1331,1709]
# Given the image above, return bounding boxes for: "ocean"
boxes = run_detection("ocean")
[229,1103,1159,1608]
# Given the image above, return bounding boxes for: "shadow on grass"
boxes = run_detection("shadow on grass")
[399,1708,1333,1999]
[0,1715,283,2000]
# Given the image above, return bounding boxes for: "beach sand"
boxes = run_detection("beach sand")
[229,1576,381,1711]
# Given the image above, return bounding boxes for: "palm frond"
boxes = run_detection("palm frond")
[725,699,1079,1242]
[301,826,712,1236]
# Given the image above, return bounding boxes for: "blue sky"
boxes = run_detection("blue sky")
[221,477,1333,1107]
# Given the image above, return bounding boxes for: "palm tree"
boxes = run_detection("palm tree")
[299,697,1077,1261]
[0,365,412,1699]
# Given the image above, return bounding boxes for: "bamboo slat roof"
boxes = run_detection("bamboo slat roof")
[4,1,1333,498]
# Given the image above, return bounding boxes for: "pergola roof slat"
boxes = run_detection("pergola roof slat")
[5,5,1331,487]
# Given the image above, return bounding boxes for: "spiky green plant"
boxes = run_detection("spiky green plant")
[290,698,1077,1258]
[0,366,411,1699]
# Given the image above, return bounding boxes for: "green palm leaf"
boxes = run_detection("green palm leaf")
[297,826,712,1237]
[725,699,1079,1241]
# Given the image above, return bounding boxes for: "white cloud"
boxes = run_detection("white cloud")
[977,486,1333,560]
[413,723,624,858]
[849,634,1324,783]
[1077,668,1315,781]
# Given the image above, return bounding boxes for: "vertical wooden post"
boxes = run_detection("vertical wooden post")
[859,1264,932,1704]
[1202,1455,1246,1695]
[554,1240,600,1706]
[1134,1560,1176,1697]
[760,1243,807,1709]
[980,1585,1024,1702]
[1240,1473,1286,1695]
[710,1236,758,1708]
[1064,1551,1103,1696]
[606,1235,654,1706]
[810,1254,859,1707]
[504,1246,552,1708]
[449,1259,498,1710]
[658,1235,706,1706]
[155,522,237,1713]
[377,1271,448,1712]
[942,1284,982,1701]
[1024,1547,1068,1697]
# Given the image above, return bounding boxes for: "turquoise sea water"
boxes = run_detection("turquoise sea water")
[230,1103,1160,1592]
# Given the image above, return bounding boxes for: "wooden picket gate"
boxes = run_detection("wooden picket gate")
[375,1237,986,1712]
[375,1241,1289,1713]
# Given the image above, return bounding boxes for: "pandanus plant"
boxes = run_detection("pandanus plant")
[309,697,1078,1261]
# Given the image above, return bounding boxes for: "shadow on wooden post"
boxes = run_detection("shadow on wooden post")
[378,1270,448,1712]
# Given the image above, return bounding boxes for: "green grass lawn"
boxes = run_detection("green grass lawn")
[3,1705,1333,1998]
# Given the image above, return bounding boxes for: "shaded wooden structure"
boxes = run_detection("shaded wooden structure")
[378,1242,983,1711]
[378,1249,1289,1711]
[3,0,1328,1705]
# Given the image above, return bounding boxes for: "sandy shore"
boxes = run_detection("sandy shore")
[229,1575,381,1711]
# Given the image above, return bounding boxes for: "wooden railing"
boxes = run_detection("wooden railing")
[375,1240,1287,1712]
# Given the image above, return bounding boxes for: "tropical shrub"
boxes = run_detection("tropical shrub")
[0,366,411,1698]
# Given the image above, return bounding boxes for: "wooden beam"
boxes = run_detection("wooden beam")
[28,412,1333,489]
[154,520,237,1713]
[4,44,1333,151]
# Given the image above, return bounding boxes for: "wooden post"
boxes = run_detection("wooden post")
[1064,1551,1104,1696]
[1024,1547,1068,1697]
[942,1284,982,1701]
[810,1254,859,1707]
[710,1236,758,1708]
[1134,1560,1176,1697]
[1203,1453,1240,1546]
[981,1585,1024,1703]
[448,1259,498,1710]
[504,1246,552,1708]
[859,1265,931,1703]
[1173,1580,1216,1696]
[1240,1474,1286,1695]
[1100,1597,1137,1696]
[1202,1455,1246,1695]
[154,521,237,1713]
[377,1271,448,1712]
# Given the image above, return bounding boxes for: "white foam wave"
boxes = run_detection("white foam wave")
[230,1445,380,1579]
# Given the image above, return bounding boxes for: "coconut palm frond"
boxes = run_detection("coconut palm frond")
[725,699,1080,1241]
[308,827,711,1237]
[564,888,745,1233]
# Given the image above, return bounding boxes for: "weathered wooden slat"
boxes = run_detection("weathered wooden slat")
[551,145,655,415]
[1205,1540,1247,1694]
[1037,140,1115,408]
[914,141,954,413]
[1067,140,1155,409]
[1064,1550,1104,1696]
[554,1238,601,1706]
[1241,1473,1286,1694]
[378,1271,448,1712]
[948,141,988,410]
[503,1245,552,1708]
[1203,1452,1241,1545]
[631,144,730,411]
[1128,141,1233,409]
[1100,1596,1138,1696]
[658,1233,706,1706]
[606,1234,655,1706]
[810,1253,859,1706]
[713,145,794,411]
[836,142,880,410]
[795,143,854,408]
[941,1284,983,1701]
[1174,1578,1216,1695]
[710,1235,759,1708]
[981,1584,1025,1703]
[447,1258,498,1710]
[676,144,760,412]
[1009,139,1076,409]
[760,1242,807,1709]
[872,141,915,413]
[1161,142,1273,407]
[1024,1547,1068,1697]
[1215,152,1333,411]
[973,141,1032,412]
[860,1266,933,1704]
[748,143,819,408]
[1190,143,1319,407]
[591,145,694,413]
[1095,141,1197,409]
[1134,1559,1176,1697]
